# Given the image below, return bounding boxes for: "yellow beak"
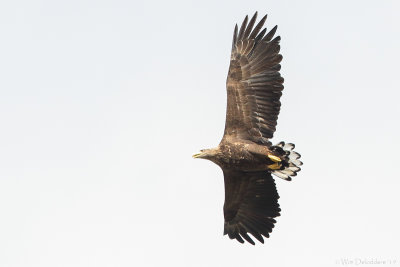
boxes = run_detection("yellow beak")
[192,152,202,158]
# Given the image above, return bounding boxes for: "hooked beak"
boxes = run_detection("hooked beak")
[192,153,201,159]
[192,152,203,158]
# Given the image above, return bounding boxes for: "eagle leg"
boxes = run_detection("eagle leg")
[267,154,281,162]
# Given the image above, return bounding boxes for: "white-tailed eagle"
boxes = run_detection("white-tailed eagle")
[193,12,302,245]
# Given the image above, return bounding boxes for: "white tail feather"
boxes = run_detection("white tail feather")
[271,141,302,181]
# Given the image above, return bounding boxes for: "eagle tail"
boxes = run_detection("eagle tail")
[271,142,302,181]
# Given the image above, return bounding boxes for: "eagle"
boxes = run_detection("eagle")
[193,12,303,245]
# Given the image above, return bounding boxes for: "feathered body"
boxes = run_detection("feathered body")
[204,138,283,171]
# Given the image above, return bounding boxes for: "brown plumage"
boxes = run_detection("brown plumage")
[193,12,302,245]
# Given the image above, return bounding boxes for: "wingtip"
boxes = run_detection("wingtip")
[242,14,249,25]
[240,231,256,245]
[252,233,265,244]
[259,14,268,27]
[262,13,268,21]
[263,25,278,42]
[251,11,258,21]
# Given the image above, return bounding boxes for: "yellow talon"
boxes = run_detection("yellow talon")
[268,154,281,162]
[268,162,281,170]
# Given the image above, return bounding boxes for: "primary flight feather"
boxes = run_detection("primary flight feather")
[193,12,302,245]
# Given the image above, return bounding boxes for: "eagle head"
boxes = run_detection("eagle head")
[192,148,219,160]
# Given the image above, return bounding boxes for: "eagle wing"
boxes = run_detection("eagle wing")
[224,12,284,144]
[223,169,280,245]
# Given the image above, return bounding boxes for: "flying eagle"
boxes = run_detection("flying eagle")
[193,12,303,245]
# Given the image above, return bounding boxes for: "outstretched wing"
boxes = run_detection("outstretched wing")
[223,169,281,245]
[224,12,284,144]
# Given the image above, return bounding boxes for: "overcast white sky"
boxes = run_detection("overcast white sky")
[1,0,399,266]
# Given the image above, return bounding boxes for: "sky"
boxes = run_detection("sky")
[0,0,399,266]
